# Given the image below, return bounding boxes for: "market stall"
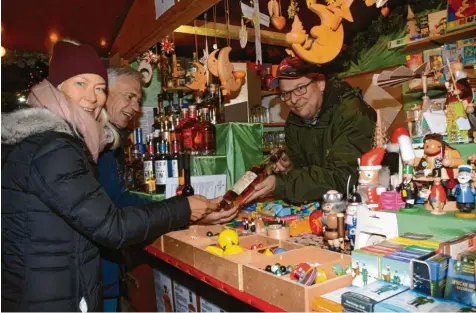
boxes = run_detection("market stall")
[109,0,476,312]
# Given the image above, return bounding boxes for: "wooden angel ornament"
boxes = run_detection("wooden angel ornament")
[185,62,207,92]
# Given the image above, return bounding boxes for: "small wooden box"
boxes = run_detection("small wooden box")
[243,247,352,312]
[194,234,282,290]
[162,225,225,266]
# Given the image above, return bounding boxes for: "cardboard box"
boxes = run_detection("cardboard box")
[243,247,352,312]
[173,280,200,312]
[154,269,175,312]
[351,250,383,287]
[411,254,450,298]
[374,289,471,312]
[312,285,358,312]
[199,297,226,313]
[341,281,409,312]
[444,258,476,307]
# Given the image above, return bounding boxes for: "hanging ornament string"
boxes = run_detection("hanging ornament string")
[194,19,199,60]
[224,0,231,46]
[213,6,218,49]
[203,11,210,86]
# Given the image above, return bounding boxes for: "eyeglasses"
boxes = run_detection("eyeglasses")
[279,80,315,101]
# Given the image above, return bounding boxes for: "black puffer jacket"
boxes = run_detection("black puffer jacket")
[1,107,191,312]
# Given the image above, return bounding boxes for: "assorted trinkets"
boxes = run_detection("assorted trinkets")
[452,165,476,218]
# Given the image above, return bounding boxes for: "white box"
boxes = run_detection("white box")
[199,297,226,312]
[173,280,199,312]
[154,269,174,312]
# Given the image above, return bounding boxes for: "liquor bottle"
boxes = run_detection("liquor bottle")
[219,148,286,209]
[133,128,145,191]
[143,136,156,193]
[157,93,166,124]
[168,139,180,178]
[154,140,169,194]
[181,153,194,196]
[206,84,218,125]
[181,105,199,155]
[125,150,135,191]
[176,154,185,196]
[175,107,189,152]
[197,107,216,155]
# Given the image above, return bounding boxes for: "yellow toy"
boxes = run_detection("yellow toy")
[218,229,239,249]
[315,267,328,283]
[263,248,274,256]
[223,245,245,256]
[206,245,224,257]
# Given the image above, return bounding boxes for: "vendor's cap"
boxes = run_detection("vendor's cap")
[270,56,325,90]
[48,41,107,87]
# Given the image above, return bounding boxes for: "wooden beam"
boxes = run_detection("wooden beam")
[111,0,220,62]
[174,21,288,47]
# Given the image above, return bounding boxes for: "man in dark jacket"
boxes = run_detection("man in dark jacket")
[247,57,376,203]
[100,67,239,311]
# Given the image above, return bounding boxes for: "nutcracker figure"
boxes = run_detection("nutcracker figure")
[397,164,418,208]
[429,177,447,215]
[345,190,361,249]
[452,165,476,218]
[357,147,386,210]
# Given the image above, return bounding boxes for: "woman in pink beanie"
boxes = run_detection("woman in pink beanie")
[1,40,218,312]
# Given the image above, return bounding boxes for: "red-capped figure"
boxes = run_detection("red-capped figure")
[386,127,415,164]
[430,177,447,215]
[357,148,386,210]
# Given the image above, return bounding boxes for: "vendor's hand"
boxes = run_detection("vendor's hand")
[272,151,292,174]
[196,198,240,225]
[244,175,276,204]
[187,195,218,222]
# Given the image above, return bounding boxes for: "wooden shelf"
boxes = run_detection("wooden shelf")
[261,90,280,97]
[398,26,476,52]
[263,122,285,127]
[162,86,193,93]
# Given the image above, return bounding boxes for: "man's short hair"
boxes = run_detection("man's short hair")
[107,66,144,88]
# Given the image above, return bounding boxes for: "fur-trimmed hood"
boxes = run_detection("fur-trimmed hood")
[1,107,74,145]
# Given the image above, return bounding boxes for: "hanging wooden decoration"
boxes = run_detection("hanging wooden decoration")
[185,62,207,92]
[138,60,153,84]
[217,47,244,95]
[287,0,300,19]
[268,0,279,17]
[271,0,286,30]
[364,0,377,7]
[239,19,248,48]
[208,49,220,77]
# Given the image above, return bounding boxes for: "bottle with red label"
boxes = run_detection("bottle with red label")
[197,107,216,155]
[219,148,285,209]
[175,107,189,152]
[181,105,200,155]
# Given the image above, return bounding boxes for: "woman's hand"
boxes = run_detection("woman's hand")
[196,197,240,225]
[187,195,218,222]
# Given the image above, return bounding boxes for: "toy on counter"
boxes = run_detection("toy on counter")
[265,263,293,276]
[321,189,345,235]
[324,212,345,252]
[452,165,476,218]
[206,229,245,257]
[357,147,388,210]
[345,190,361,250]
[386,127,416,165]
[288,263,328,286]
[429,177,447,215]
[397,164,419,209]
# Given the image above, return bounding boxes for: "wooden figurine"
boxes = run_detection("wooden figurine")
[429,177,447,215]
[324,212,343,252]
[269,0,286,30]
[452,165,476,218]
[397,165,418,208]
[414,133,465,179]
[357,147,387,210]
[217,47,244,96]
[185,62,207,92]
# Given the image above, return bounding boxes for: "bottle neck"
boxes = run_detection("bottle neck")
[171,140,180,154]
[189,108,197,119]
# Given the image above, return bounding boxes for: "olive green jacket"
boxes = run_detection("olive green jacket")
[274,79,376,203]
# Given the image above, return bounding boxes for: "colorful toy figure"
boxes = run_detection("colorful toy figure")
[397,164,418,208]
[345,190,361,249]
[357,147,386,210]
[324,212,343,252]
[430,177,447,215]
[452,165,476,217]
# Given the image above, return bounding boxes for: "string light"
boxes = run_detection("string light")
[49,32,59,43]
[1,46,6,57]
[100,39,107,47]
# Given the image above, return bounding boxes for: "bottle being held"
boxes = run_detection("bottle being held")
[219,148,286,209]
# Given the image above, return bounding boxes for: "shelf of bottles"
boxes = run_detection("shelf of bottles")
[125,84,223,196]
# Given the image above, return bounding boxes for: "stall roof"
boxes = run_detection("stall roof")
[1,0,134,58]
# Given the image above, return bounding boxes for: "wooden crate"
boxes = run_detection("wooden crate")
[194,234,281,290]
[242,247,352,312]
[162,225,225,266]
